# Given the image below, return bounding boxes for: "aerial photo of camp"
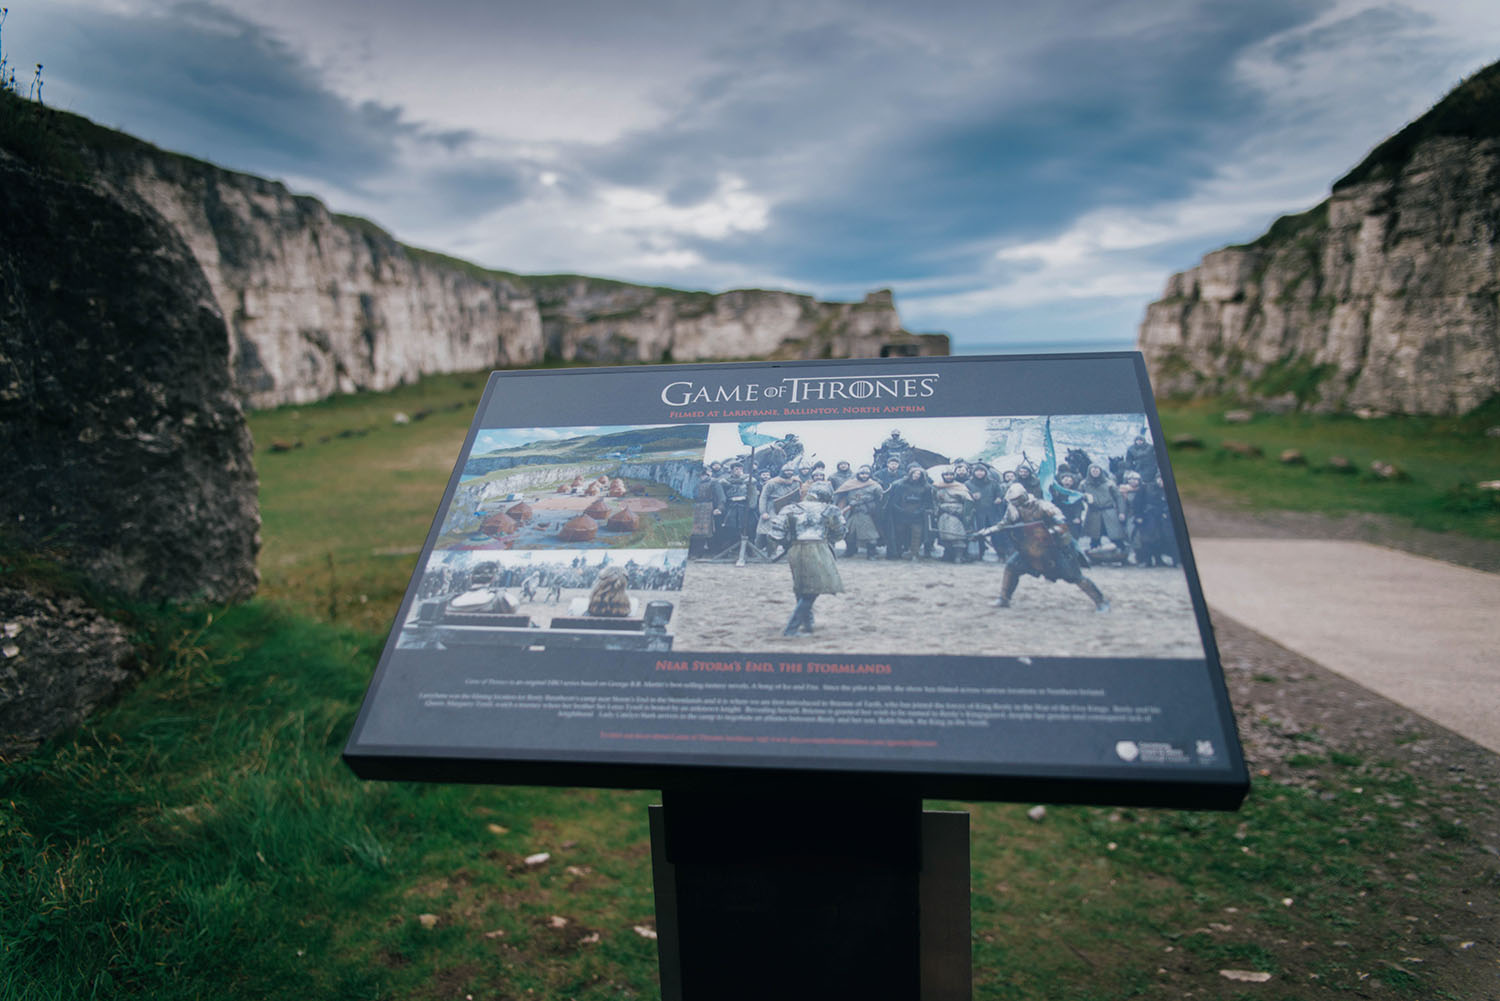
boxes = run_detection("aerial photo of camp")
[433,424,709,551]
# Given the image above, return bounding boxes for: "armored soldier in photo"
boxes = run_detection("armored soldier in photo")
[1125,433,1159,483]
[1013,461,1044,498]
[715,460,759,550]
[757,463,805,556]
[885,462,934,560]
[752,468,775,551]
[758,432,803,474]
[759,463,804,517]
[777,482,847,636]
[1080,463,1129,557]
[690,468,726,557]
[933,469,974,562]
[968,461,1005,561]
[980,483,1110,612]
[1132,473,1176,567]
[835,464,885,559]
[1049,470,1088,540]
[873,429,912,469]
[873,456,903,489]
[1119,470,1144,556]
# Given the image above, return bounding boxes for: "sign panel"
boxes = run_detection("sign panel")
[345,355,1248,808]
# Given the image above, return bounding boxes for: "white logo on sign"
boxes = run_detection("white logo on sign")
[1196,740,1216,758]
[1115,740,1140,762]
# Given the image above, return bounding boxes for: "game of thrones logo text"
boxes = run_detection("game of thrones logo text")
[661,372,940,417]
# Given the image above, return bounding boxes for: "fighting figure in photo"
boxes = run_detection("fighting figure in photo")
[778,482,847,636]
[980,483,1110,613]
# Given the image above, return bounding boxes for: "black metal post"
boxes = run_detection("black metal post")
[650,785,969,1001]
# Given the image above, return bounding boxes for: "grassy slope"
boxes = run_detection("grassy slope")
[0,602,663,1000]
[1334,59,1500,190]
[0,600,1475,999]
[1158,397,1500,540]
[250,373,486,634]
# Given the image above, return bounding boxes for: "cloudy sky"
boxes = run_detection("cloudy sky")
[9,1,1497,351]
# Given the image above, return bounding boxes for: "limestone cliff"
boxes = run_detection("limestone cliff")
[531,281,942,367]
[38,112,945,410]
[89,146,545,410]
[0,147,259,605]
[1139,63,1500,415]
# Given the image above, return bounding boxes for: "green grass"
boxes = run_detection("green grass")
[249,372,488,633]
[0,602,664,1001]
[1157,396,1500,539]
[1,599,1477,998]
[0,90,84,180]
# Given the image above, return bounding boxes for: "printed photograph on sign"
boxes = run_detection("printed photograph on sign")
[433,424,709,552]
[673,414,1200,659]
[400,548,686,652]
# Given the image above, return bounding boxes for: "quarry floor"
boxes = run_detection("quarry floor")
[1183,502,1500,755]
[1181,501,1500,996]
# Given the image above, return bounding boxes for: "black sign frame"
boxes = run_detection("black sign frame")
[344,353,1248,810]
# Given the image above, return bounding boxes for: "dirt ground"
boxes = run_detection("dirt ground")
[1177,501,1499,997]
[1205,612,1500,999]
[526,495,669,515]
[672,557,1202,658]
[434,481,686,551]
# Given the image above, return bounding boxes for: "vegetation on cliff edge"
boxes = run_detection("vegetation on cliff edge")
[1335,58,1500,189]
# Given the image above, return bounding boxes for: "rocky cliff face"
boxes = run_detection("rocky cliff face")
[66,122,944,411]
[91,147,545,410]
[616,459,701,500]
[0,587,137,756]
[1139,66,1500,416]
[0,148,260,604]
[533,282,939,367]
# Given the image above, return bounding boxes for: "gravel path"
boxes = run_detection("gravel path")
[1187,501,1499,997]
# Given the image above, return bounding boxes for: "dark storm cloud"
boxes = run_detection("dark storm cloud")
[22,0,1481,350]
[1264,3,1430,64]
[421,161,530,217]
[581,19,899,196]
[573,1,1327,287]
[30,2,474,188]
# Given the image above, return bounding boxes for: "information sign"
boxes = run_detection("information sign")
[344,354,1248,808]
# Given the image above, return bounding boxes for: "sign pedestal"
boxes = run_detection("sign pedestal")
[649,788,970,1001]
